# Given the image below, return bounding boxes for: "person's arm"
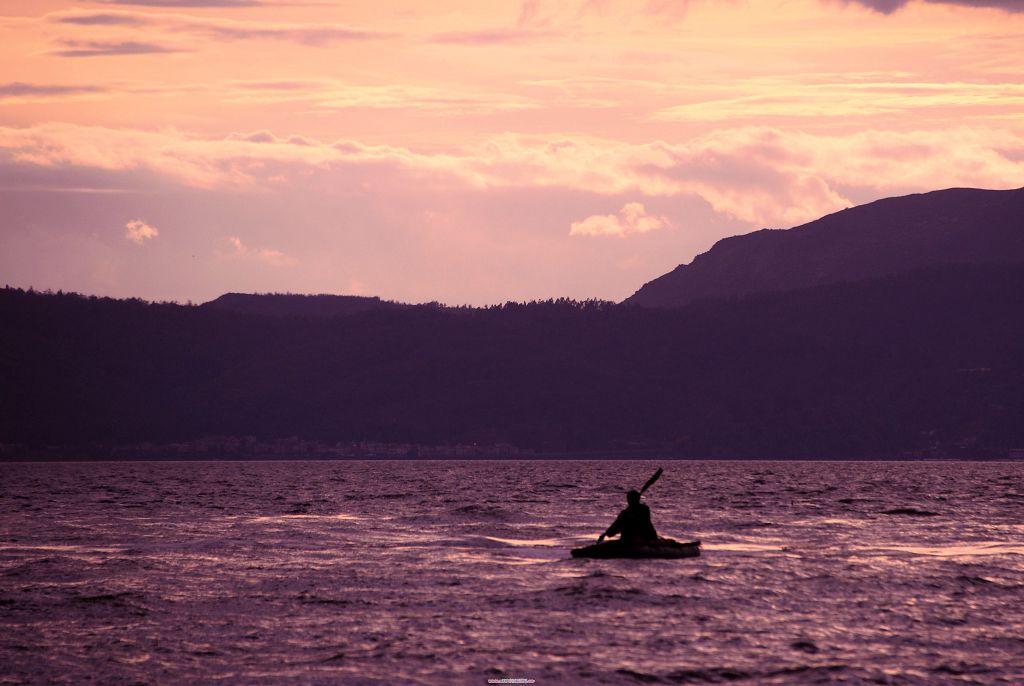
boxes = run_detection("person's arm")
[598,512,623,543]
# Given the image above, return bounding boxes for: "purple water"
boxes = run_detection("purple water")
[2,460,1023,684]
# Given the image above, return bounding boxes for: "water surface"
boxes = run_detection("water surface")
[2,460,1023,684]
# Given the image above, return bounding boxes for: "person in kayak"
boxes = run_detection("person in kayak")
[597,489,658,544]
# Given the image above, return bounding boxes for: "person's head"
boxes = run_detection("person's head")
[626,489,640,505]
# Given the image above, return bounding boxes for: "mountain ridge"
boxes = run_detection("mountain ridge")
[203,292,413,318]
[625,186,1024,308]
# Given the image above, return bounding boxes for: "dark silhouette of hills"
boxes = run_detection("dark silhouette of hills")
[203,292,412,318]
[3,186,1023,459]
[3,262,1022,459]
[626,187,1024,308]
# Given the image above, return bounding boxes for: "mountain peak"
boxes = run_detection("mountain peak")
[624,186,1024,308]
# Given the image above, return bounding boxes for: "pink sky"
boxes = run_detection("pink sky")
[1,0,1022,305]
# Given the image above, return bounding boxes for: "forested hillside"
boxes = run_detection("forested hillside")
[3,263,1022,458]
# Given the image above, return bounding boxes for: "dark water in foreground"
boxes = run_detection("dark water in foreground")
[1,460,1023,685]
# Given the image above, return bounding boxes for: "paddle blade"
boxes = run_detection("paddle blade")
[639,467,663,494]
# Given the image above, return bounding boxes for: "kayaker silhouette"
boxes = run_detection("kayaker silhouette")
[597,488,658,544]
[572,468,701,559]
[597,468,663,544]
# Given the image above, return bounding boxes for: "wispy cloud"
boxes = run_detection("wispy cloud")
[314,84,537,114]
[125,219,159,244]
[49,10,394,47]
[0,80,217,104]
[50,39,184,57]
[0,82,108,100]
[229,80,313,92]
[843,0,1024,13]
[191,23,385,45]
[56,14,147,26]
[224,129,316,145]
[652,78,1024,123]
[226,236,295,266]
[570,202,669,237]
[101,0,260,6]
[643,0,697,21]
[430,28,552,44]
[222,80,538,114]
[518,0,544,26]
[0,74,535,114]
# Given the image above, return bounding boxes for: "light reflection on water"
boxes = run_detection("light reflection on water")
[701,542,789,552]
[875,542,1024,557]
[483,536,563,547]
[1,459,1023,684]
[249,513,365,523]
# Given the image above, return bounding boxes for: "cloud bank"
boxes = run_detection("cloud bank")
[2,123,1021,305]
[2,123,1021,228]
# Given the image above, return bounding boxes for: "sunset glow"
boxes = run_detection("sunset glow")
[2,0,1022,304]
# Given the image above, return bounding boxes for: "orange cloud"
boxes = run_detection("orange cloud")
[570,202,669,237]
[125,219,159,243]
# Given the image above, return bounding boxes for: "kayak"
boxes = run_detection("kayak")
[571,537,701,559]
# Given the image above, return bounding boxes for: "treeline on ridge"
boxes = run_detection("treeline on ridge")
[2,263,1022,458]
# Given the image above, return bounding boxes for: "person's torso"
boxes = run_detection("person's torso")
[618,503,656,539]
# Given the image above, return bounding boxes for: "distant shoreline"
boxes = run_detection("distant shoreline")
[3,453,1020,463]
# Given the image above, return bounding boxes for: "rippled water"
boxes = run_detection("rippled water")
[2,460,1023,685]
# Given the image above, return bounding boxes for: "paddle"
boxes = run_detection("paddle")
[639,467,663,496]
